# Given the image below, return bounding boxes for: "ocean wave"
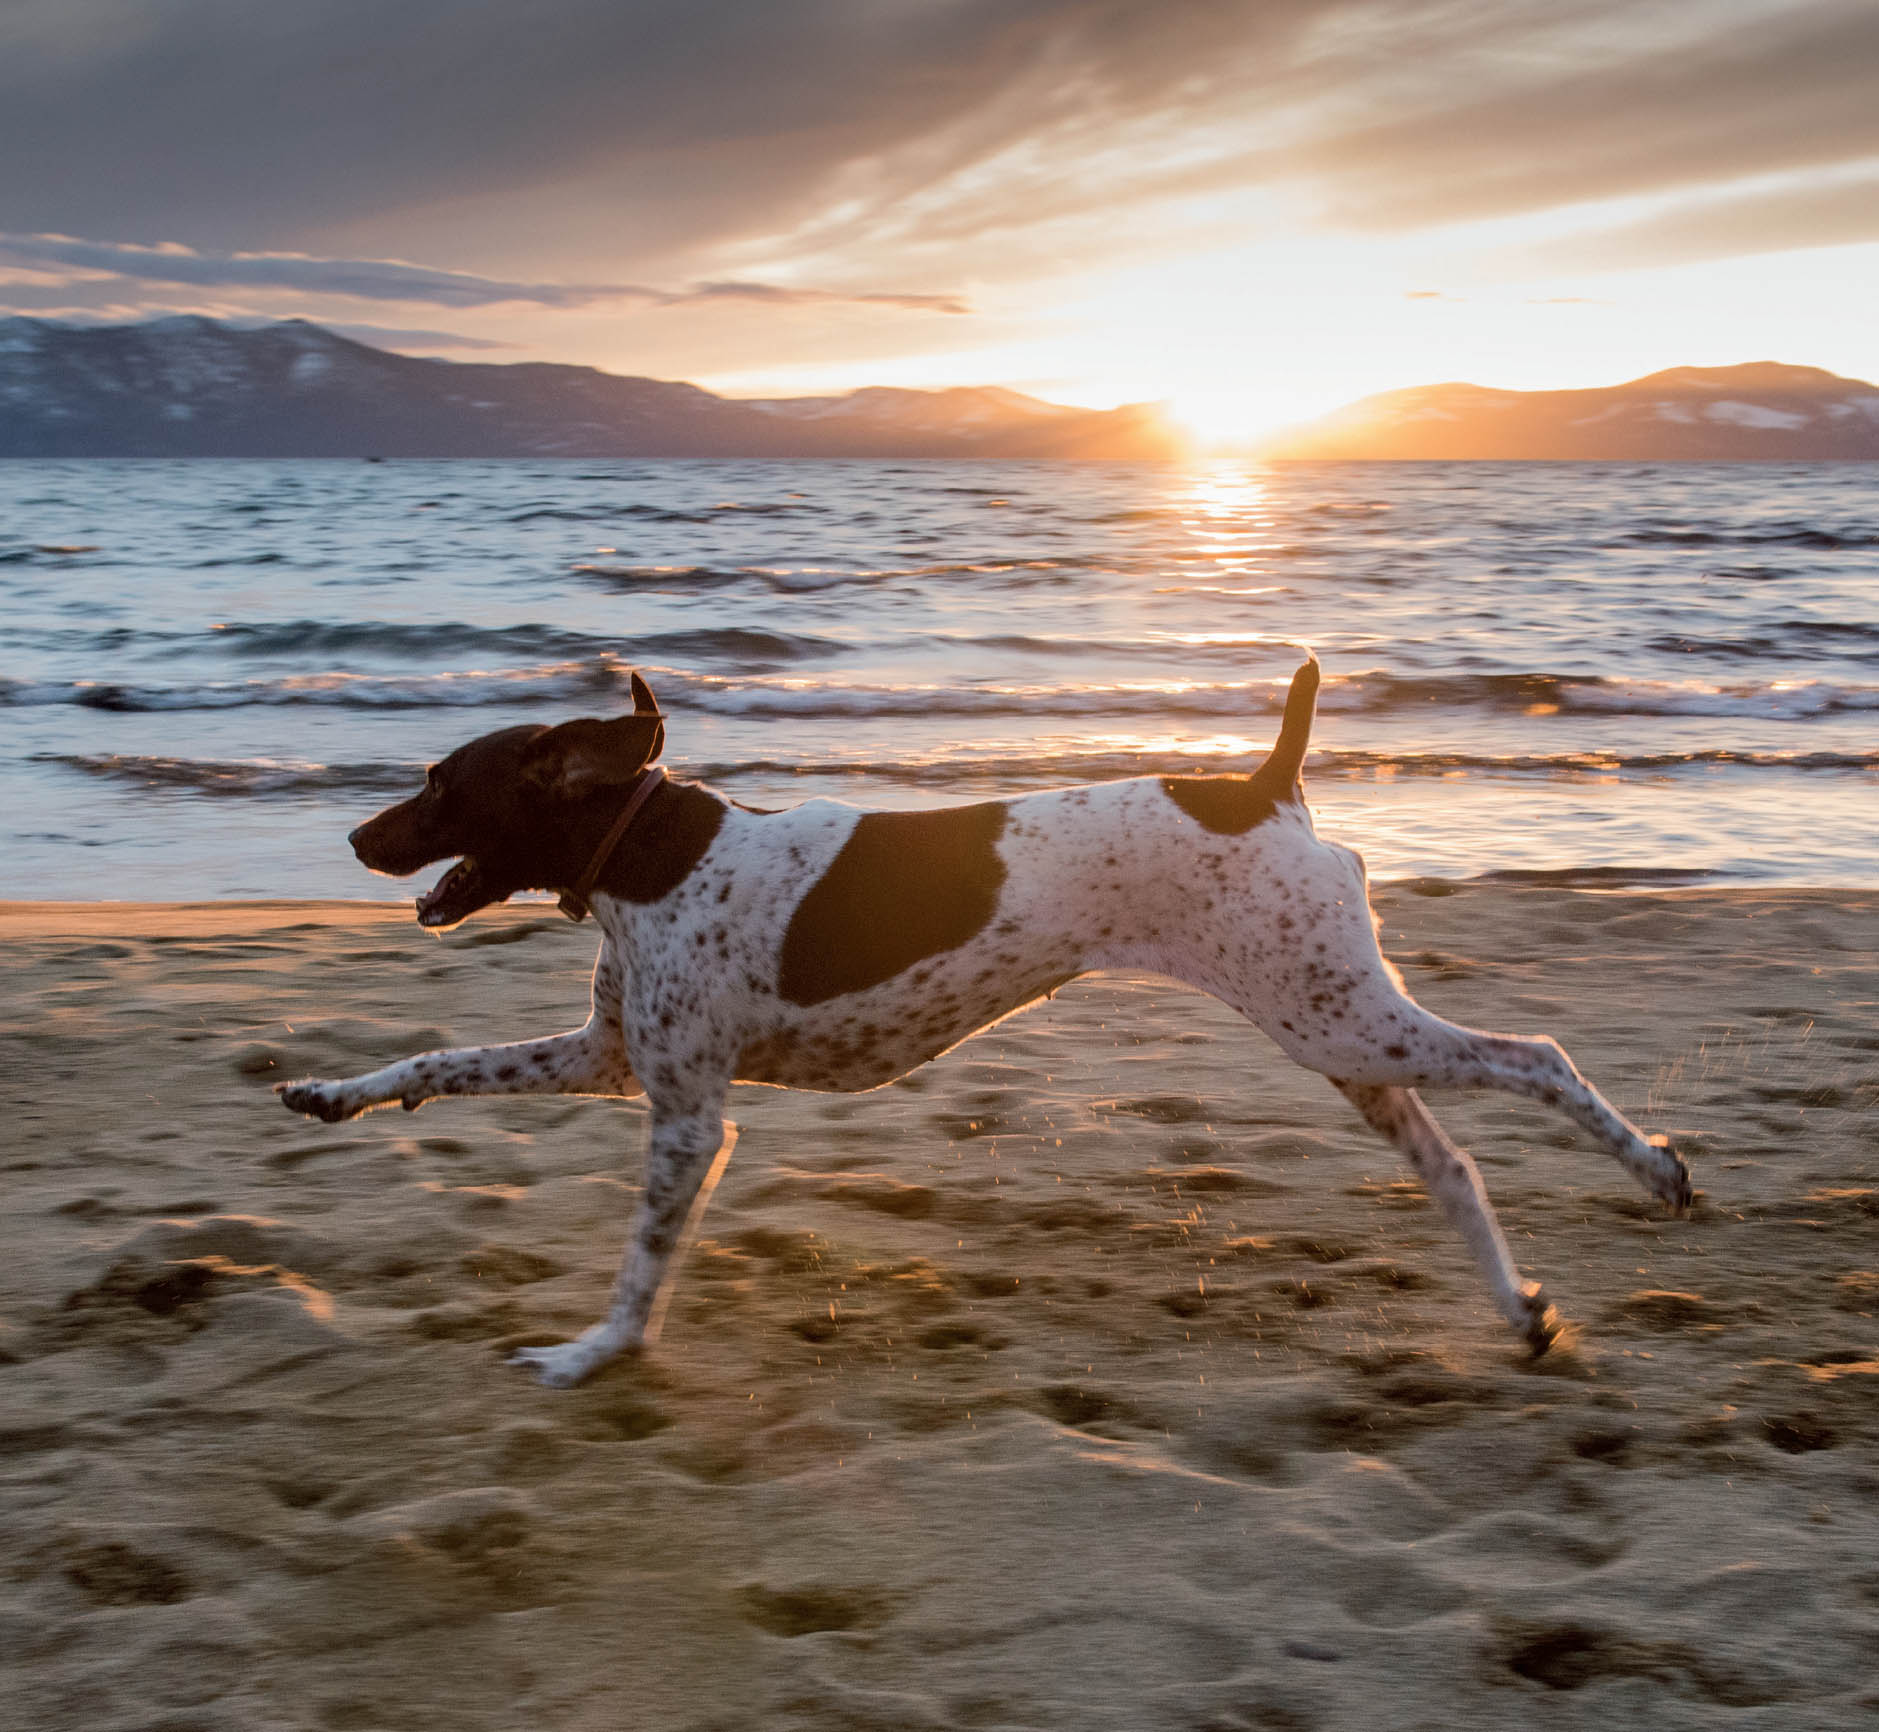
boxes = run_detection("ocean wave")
[0,660,639,712]
[193,619,844,665]
[0,543,103,563]
[43,742,1878,802]
[37,753,421,796]
[9,661,1879,720]
[1613,521,1879,550]
[656,669,1879,723]
[509,500,819,525]
[1311,745,1879,773]
[1471,866,1721,888]
[680,746,1879,785]
[1645,622,1879,662]
[205,619,598,658]
[573,556,1079,594]
[1541,676,1879,719]
[1653,619,1879,653]
[570,562,751,589]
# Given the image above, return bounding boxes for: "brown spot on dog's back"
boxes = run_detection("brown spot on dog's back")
[777,803,1008,1006]
[1159,774,1287,836]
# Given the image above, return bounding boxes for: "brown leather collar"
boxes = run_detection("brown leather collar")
[558,765,667,922]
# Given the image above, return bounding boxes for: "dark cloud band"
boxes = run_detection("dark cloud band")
[0,232,968,313]
[1,1,1871,279]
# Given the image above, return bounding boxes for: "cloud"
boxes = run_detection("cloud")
[684,281,970,315]
[1301,1,1879,232]
[1510,170,1879,274]
[0,232,971,313]
[0,231,632,305]
[0,0,1317,259]
[0,0,1872,286]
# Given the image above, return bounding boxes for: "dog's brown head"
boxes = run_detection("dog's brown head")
[350,672,667,928]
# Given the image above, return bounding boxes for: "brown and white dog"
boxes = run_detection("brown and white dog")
[278,661,1691,1386]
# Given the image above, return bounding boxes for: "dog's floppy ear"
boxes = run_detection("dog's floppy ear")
[522,714,664,796]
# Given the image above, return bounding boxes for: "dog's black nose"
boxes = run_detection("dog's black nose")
[347,824,366,850]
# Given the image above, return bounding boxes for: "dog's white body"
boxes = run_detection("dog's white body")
[282,758,1690,1386]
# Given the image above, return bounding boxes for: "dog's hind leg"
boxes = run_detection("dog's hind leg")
[1336,1081,1559,1353]
[511,1103,735,1387]
[1226,850,1689,1215]
[1257,922,1690,1213]
[1316,992,1691,1213]
[1402,1027,1690,1212]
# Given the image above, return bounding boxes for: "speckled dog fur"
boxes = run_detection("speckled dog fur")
[279,660,1692,1386]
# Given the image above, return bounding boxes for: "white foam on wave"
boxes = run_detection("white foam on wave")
[649,668,1879,722]
[1561,677,1879,719]
[10,662,1879,722]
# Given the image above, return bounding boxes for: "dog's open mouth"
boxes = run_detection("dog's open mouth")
[416,857,486,928]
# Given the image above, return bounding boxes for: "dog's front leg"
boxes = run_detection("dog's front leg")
[1336,1081,1560,1353]
[275,1021,640,1122]
[278,948,637,1122]
[510,1103,736,1388]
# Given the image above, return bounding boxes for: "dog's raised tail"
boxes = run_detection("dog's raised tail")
[1263,655,1320,796]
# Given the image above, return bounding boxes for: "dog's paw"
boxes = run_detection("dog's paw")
[1645,1133,1694,1215]
[508,1329,634,1389]
[275,1079,353,1123]
[508,1342,600,1388]
[1517,1281,1562,1357]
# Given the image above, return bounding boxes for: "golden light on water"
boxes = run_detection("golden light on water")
[1143,630,1299,648]
[1163,468,1288,586]
[1154,583,1285,596]
[1177,466,1271,523]
[1078,731,1268,761]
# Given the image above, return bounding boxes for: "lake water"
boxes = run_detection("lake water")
[3,458,1875,899]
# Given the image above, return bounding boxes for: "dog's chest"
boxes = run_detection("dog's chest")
[599,801,860,1076]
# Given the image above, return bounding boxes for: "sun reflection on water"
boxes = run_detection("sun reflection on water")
[1164,465,1290,574]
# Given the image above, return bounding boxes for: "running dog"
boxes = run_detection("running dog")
[277,662,1691,1385]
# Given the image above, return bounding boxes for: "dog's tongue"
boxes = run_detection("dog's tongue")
[416,858,475,927]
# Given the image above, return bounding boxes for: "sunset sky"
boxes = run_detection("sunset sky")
[4,0,1877,438]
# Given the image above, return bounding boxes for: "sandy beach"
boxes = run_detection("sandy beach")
[2,883,1876,1730]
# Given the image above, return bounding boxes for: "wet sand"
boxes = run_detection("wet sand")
[2,885,1876,1730]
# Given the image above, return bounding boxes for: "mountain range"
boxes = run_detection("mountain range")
[1,317,1876,460]
[1253,362,1879,460]
[0,316,1176,460]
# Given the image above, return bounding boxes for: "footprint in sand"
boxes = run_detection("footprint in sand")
[60,1540,193,1608]
[735,1583,900,1637]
